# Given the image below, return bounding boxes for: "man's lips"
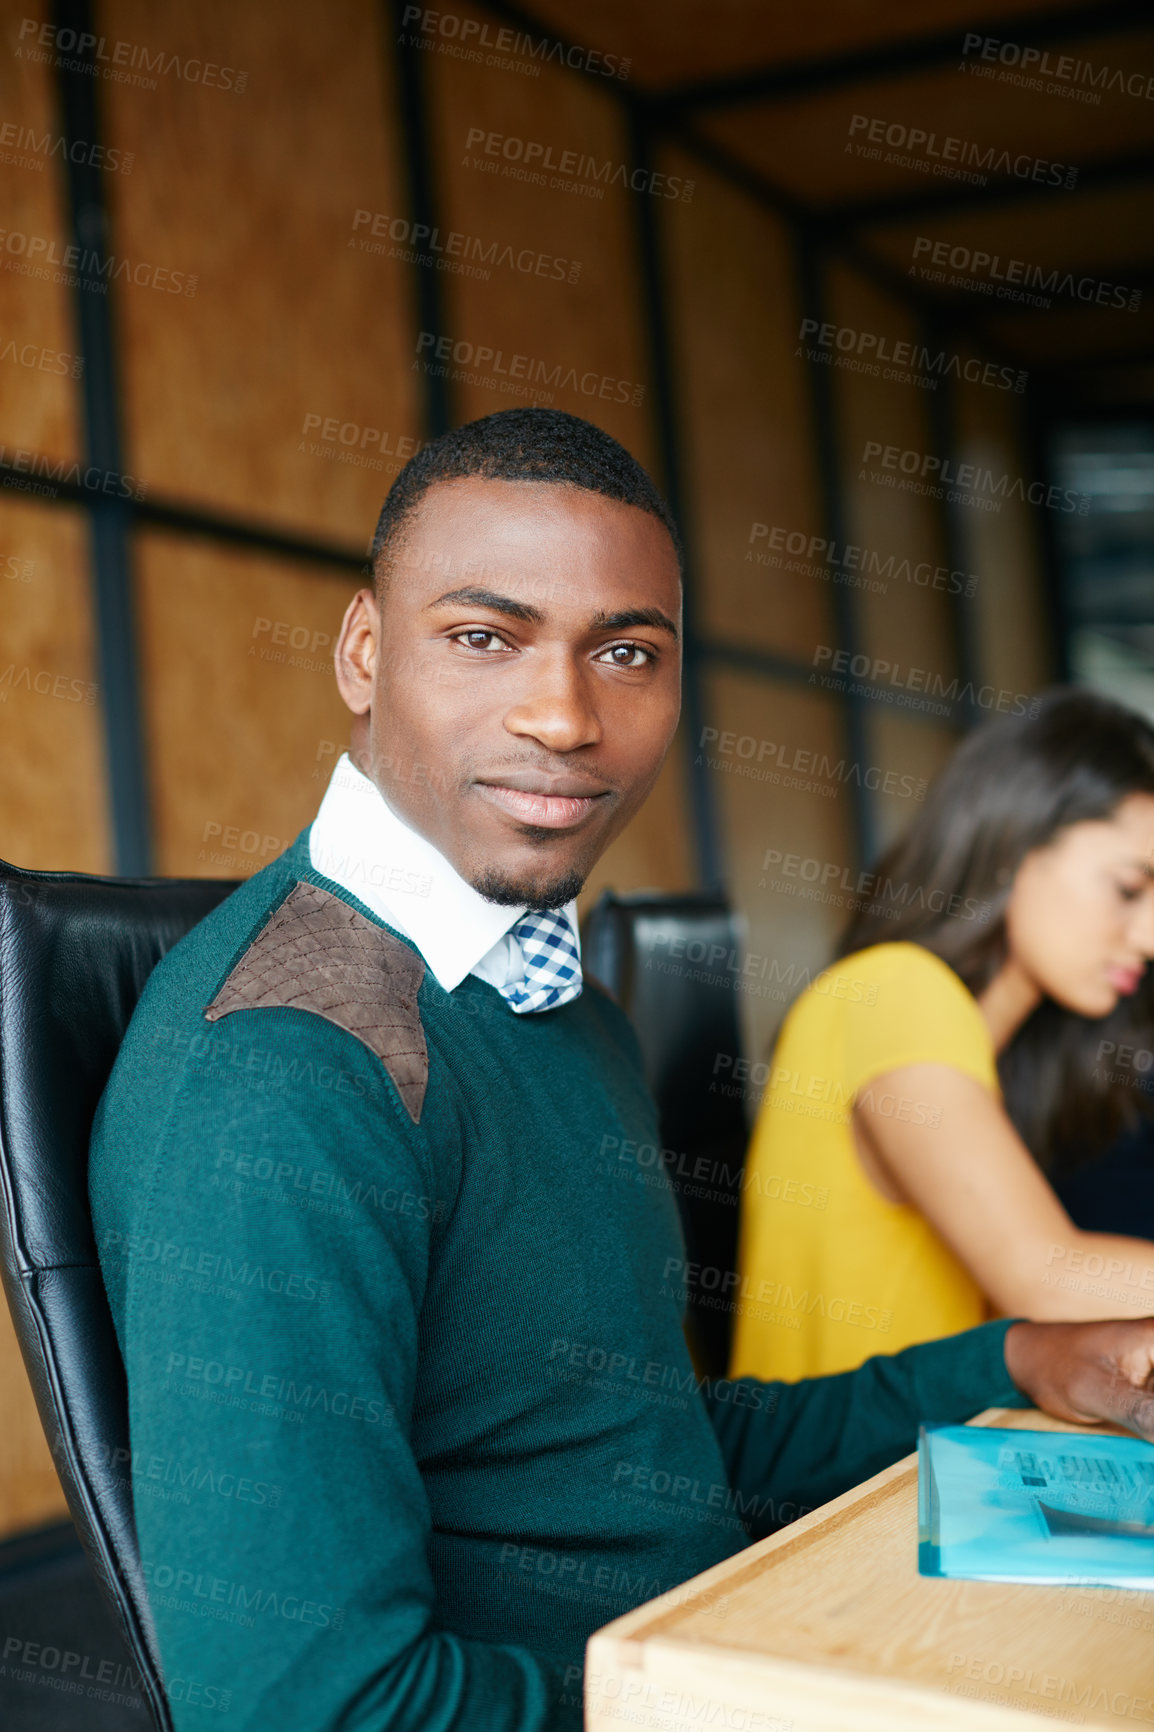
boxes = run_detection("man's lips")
[1107,963,1144,995]
[474,779,609,830]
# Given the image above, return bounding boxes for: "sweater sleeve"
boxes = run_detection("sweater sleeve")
[93,1006,579,1732]
[703,1319,1028,1534]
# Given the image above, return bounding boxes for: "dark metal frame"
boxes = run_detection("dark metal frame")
[625,110,724,889]
[53,0,151,874]
[390,0,453,439]
[10,0,1147,884]
[650,0,1152,113]
[794,235,878,867]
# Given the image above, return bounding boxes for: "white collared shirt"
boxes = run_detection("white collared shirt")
[308,752,581,995]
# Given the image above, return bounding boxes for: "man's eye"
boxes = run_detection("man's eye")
[453,630,508,652]
[600,643,653,669]
[1118,882,1144,903]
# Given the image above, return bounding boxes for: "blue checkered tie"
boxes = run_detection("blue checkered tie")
[500,907,583,1015]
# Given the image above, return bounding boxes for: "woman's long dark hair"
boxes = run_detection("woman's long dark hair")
[836,688,1154,1170]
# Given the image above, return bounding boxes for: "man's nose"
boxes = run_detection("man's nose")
[502,653,602,753]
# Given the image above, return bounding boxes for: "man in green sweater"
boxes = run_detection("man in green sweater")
[90,409,1154,1731]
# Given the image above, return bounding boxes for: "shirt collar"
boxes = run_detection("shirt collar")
[308,753,577,993]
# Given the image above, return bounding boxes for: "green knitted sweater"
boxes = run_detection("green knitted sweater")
[89,831,1022,1730]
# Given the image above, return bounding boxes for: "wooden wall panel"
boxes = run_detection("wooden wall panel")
[426,1,655,468]
[702,670,854,1066]
[828,264,958,692]
[100,0,417,544]
[0,1300,66,1537]
[952,376,1053,701]
[663,149,830,663]
[0,498,110,871]
[868,709,959,856]
[0,0,81,460]
[133,532,357,875]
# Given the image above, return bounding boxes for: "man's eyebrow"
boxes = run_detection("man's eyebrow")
[590,607,680,642]
[427,587,545,624]
[426,590,680,642]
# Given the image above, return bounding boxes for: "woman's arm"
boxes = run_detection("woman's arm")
[852,1062,1154,1319]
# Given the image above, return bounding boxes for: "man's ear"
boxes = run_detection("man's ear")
[334,588,378,717]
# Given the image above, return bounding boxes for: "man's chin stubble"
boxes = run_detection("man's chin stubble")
[471,859,587,911]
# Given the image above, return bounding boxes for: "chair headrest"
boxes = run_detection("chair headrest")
[0,861,237,1273]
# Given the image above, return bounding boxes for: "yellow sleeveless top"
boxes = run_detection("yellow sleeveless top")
[729,942,998,1381]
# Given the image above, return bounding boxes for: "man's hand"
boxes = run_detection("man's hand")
[1004,1318,1154,1438]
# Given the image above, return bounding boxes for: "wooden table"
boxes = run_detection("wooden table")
[586,1409,1154,1731]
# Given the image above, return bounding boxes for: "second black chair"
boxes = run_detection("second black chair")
[582,889,751,1376]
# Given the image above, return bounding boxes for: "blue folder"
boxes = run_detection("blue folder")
[918,1423,1154,1587]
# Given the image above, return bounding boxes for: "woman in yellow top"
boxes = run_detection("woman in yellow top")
[732,688,1154,1381]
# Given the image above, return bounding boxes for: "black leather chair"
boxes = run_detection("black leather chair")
[582,890,751,1376]
[0,858,238,1732]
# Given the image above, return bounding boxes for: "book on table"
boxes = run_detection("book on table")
[918,1423,1154,1587]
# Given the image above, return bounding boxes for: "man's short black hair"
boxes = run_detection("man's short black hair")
[369,407,682,588]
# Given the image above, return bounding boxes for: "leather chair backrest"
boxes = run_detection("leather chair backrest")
[582,890,750,1376]
[0,860,238,1732]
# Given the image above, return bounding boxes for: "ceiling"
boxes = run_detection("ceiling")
[498,0,1154,413]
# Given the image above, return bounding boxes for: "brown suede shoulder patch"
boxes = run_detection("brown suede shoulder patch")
[203,881,428,1124]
